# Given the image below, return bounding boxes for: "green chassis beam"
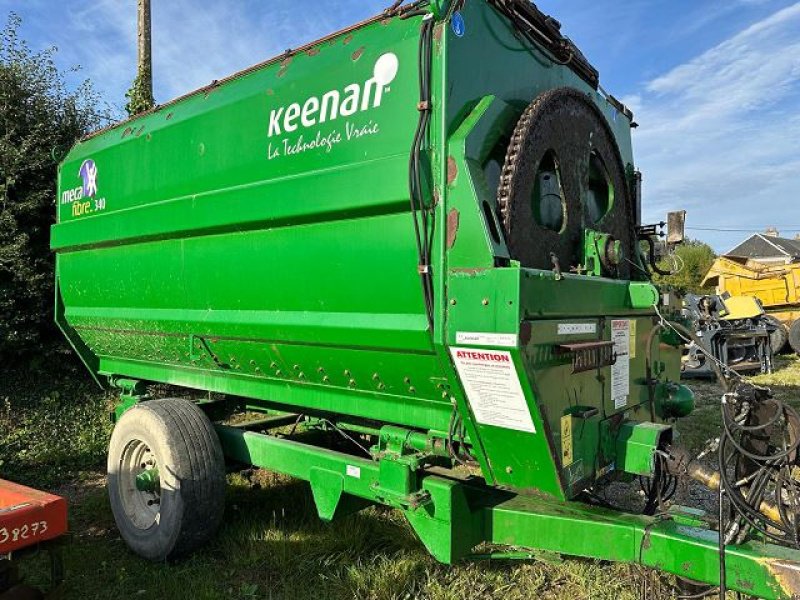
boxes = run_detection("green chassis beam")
[215,424,800,599]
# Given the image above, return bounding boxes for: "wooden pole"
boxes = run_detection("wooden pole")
[127,0,154,114]
[137,0,153,105]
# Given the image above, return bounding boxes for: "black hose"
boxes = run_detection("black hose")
[717,398,800,545]
[722,400,800,462]
[718,463,727,600]
[643,237,673,276]
[408,15,435,330]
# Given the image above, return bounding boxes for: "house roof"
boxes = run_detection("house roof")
[726,234,800,261]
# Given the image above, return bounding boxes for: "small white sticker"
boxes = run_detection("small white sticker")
[557,323,597,335]
[450,347,535,433]
[456,331,518,347]
[346,465,361,479]
[611,320,630,409]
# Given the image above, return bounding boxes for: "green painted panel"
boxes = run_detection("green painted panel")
[444,1,634,170]
[54,1,677,501]
[56,16,422,227]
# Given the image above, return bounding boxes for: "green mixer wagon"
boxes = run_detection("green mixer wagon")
[51,1,800,597]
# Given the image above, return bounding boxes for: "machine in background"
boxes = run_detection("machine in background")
[704,244,800,355]
[681,293,775,378]
[0,480,67,599]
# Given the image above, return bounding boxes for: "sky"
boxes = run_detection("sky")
[2,0,799,252]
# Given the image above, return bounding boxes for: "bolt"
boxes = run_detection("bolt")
[506,466,513,474]
[409,386,416,393]
[298,372,305,379]
[482,298,489,306]
[275,369,283,376]
[344,369,351,377]
[293,364,300,370]
[372,373,380,381]
[450,299,457,305]
[249,359,256,366]
[349,378,356,387]
[441,391,448,399]
[323,375,330,383]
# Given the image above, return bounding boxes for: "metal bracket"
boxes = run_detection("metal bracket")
[370,426,433,511]
[109,377,147,422]
[555,340,615,373]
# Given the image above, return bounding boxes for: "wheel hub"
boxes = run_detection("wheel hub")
[119,439,161,530]
[135,466,160,493]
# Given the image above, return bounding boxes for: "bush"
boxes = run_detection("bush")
[652,239,717,295]
[0,367,111,488]
[0,13,110,359]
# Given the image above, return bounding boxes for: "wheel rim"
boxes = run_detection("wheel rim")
[118,438,161,530]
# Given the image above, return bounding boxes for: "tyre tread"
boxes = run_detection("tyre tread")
[789,319,800,356]
[108,397,225,561]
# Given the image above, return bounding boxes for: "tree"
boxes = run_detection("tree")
[652,239,717,295]
[0,14,109,359]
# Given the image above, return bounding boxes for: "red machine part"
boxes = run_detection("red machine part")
[0,480,67,554]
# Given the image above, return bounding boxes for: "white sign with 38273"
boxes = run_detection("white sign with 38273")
[0,519,49,544]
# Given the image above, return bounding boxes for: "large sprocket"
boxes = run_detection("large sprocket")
[496,87,635,278]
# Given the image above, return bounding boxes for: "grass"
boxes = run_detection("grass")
[7,355,800,599]
[0,360,113,488]
[48,473,668,600]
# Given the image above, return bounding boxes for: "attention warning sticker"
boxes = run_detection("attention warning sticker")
[449,348,535,433]
[611,320,631,410]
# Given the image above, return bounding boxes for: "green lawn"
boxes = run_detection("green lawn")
[6,356,800,599]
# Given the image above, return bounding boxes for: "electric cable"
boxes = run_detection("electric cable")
[687,227,800,233]
[652,302,741,389]
[318,418,372,457]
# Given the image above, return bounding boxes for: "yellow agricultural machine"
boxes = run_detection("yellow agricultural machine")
[703,255,800,354]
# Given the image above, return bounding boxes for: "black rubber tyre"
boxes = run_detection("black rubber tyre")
[764,315,787,355]
[789,319,800,356]
[107,398,226,561]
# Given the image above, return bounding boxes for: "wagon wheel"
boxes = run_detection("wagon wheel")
[789,320,800,356]
[764,315,787,355]
[107,398,226,561]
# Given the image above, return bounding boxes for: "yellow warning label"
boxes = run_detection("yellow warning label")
[561,414,573,467]
[629,319,637,359]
